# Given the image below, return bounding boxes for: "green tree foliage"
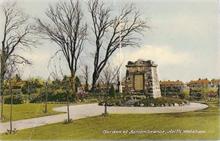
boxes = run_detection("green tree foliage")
[21,78,44,94]
[29,91,76,103]
[62,75,81,92]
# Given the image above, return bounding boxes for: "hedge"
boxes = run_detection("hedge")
[4,95,26,104]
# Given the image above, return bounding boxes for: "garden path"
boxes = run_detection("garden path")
[0,102,208,133]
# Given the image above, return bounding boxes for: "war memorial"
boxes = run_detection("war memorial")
[125,59,161,98]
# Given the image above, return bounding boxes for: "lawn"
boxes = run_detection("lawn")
[0,103,64,122]
[1,101,219,140]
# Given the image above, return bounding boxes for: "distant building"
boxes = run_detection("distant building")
[210,79,220,88]
[125,59,161,98]
[187,78,210,89]
[160,80,185,96]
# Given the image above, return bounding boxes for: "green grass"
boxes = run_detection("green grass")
[1,103,64,122]
[1,101,97,122]
[1,101,219,140]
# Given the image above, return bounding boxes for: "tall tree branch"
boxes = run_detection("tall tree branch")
[88,0,149,91]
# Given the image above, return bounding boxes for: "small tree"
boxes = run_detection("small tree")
[99,63,121,116]
[99,63,122,93]
[0,2,35,120]
[8,79,13,134]
[5,60,21,134]
[103,85,116,116]
[44,81,48,113]
[109,85,115,98]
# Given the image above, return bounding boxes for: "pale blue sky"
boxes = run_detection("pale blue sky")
[0,0,219,82]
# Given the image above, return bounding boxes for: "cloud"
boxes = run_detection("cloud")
[112,45,192,66]
[16,48,54,78]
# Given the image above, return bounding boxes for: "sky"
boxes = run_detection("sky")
[0,0,219,82]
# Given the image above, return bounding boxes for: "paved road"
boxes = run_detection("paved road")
[0,103,208,133]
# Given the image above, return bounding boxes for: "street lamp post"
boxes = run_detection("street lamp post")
[119,18,123,94]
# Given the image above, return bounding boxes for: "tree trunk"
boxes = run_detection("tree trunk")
[85,79,89,92]
[44,82,48,113]
[65,71,76,123]
[66,93,70,122]
[0,72,4,121]
[104,101,107,115]
[104,92,108,116]
[1,50,7,121]
[91,72,98,92]
[71,72,76,101]
[9,80,13,134]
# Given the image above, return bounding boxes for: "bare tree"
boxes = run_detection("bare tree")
[82,65,89,92]
[99,63,121,115]
[0,2,35,120]
[88,0,148,92]
[8,76,15,134]
[44,81,48,113]
[4,54,22,134]
[8,79,13,134]
[37,0,87,123]
[99,63,121,92]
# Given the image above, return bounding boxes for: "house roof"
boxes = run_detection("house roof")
[188,78,210,85]
[160,80,184,86]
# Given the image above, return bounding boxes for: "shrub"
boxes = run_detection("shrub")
[98,97,124,106]
[134,97,186,107]
[189,93,202,100]
[4,95,25,104]
[30,90,77,103]
[178,93,185,99]
[109,85,116,97]
[76,91,88,101]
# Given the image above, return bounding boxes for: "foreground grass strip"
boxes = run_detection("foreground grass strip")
[1,103,64,122]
